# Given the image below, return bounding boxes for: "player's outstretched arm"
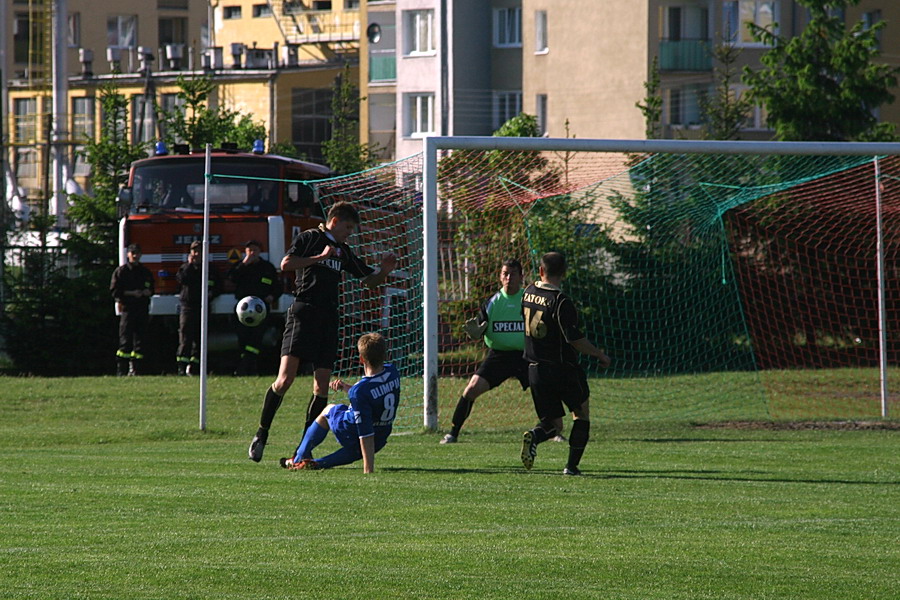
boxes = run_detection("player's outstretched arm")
[359,435,376,473]
[570,337,611,368]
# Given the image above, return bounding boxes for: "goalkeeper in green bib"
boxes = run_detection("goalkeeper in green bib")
[440,259,534,444]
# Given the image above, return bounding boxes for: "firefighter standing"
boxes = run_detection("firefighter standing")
[175,240,221,375]
[227,240,281,375]
[110,243,155,376]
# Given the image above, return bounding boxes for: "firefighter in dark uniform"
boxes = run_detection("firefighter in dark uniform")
[227,240,281,375]
[110,243,155,376]
[175,240,221,375]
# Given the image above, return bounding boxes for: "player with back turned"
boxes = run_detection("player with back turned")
[247,201,398,463]
[520,251,611,475]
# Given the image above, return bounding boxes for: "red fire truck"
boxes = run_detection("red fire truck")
[116,142,331,321]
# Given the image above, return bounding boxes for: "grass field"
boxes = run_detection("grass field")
[1,375,898,599]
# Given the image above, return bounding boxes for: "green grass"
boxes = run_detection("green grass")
[1,375,898,599]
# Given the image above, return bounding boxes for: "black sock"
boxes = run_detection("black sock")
[259,386,284,431]
[304,394,328,432]
[449,396,474,437]
[531,421,558,445]
[567,420,590,470]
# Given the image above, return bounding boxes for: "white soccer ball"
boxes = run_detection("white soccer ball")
[236,296,267,327]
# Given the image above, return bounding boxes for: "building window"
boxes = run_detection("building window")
[131,94,157,144]
[292,88,333,163]
[492,91,522,130]
[158,93,185,141]
[723,1,778,46]
[68,13,81,48]
[16,148,39,181]
[72,97,95,177]
[107,15,138,49]
[13,98,38,142]
[535,10,548,53]
[667,86,708,127]
[223,6,242,20]
[159,17,187,46]
[344,0,360,9]
[406,93,435,137]
[404,10,435,55]
[252,4,272,18]
[157,0,189,8]
[536,94,548,135]
[14,12,44,65]
[862,10,882,49]
[494,7,522,48]
[72,97,95,141]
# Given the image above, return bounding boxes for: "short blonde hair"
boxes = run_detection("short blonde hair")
[358,332,386,367]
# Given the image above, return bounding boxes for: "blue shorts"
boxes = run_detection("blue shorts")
[327,404,360,449]
[327,404,391,452]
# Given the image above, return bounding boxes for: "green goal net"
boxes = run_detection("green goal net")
[302,139,899,429]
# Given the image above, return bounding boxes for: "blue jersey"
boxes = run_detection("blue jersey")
[346,363,401,441]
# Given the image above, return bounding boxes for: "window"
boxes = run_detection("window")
[131,95,156,144]
[723,1,778,46]
[13,98,38,142]
[536,94,548,135]
[68,13,81,47]
[493,91,522,130]
[159,17,187,45]
[494,7,522,47]
[223,6,242,20]
[344,0,360,8]
[16,148,38,181]
[159,94,185,142]
[535,10,548,53]
[72,97,95,141]
[667,85,707,127]
[406,93,435,137]
[14,12,44,65]
[107,15,138,49]
[252,4,272,18]
[862,10,882,49]
[404,10,435,55]
[158,0,189,8]
[292,88,334,163]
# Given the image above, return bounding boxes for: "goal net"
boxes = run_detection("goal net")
[306,138,899,430]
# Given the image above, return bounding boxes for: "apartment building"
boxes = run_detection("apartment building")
[360,0,900,162]
[2,0,358,221]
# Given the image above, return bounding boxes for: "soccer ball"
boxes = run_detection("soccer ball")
[236,296,267,327]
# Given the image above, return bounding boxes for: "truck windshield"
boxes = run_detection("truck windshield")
[130,160,280,214]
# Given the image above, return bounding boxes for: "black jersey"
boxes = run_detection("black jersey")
[521,281,585,367]
[287,224,373,307]
[110,261,155,312]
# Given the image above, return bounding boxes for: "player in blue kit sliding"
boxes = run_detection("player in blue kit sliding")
[281,332,400,473]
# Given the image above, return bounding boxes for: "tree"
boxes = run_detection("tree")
[3,84,147,375]
[636,56,663,140]
[701,42,755,141]
[158,75,266,150]
[742,0,899,141]
[322,64,381,175]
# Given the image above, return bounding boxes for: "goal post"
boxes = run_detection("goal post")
[422,136,900,426]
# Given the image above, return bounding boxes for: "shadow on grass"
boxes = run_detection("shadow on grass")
[381,465,899,485]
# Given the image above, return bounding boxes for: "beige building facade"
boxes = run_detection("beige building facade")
[2,0,357,221]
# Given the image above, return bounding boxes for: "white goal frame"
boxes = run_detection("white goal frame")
[422,136,900,428]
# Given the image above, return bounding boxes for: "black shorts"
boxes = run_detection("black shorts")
[528,362,590,421]
[281,301,339,369]
[475,349,529,391]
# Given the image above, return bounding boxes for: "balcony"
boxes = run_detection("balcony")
[276,2,360,46]
[369,50,396,82]
[659,39,711,71]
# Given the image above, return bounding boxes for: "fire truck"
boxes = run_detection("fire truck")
[116,142,330,318]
